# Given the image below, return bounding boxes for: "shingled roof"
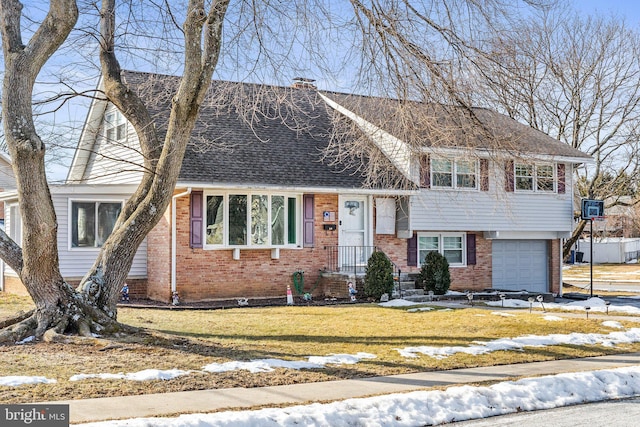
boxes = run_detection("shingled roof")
[122,71,398,191]
[118,71,590,191]
[323,91,592,161]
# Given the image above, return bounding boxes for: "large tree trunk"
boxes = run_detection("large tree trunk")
[0,0,228,343]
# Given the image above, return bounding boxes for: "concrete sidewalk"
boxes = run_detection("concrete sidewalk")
[49,352,640,424]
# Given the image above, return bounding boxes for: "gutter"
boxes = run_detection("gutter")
[171,187,192,295]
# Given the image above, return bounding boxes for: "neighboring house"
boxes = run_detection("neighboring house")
[1,71,592,302]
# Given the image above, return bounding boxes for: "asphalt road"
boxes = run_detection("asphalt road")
[453,397,640,426]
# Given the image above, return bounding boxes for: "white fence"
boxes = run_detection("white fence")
[575,238,640,264]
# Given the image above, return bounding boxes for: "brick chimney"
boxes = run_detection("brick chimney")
[292,77,316,89]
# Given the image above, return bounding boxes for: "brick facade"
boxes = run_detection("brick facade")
[375,231,494,292]
[154,193,341,303]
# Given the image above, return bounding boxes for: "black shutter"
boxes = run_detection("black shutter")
[303,194,315,248]
[190,191,203,248]
[407,233,418,266]
[466,233,476,265]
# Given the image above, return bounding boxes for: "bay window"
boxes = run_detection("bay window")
[205,192,299,247]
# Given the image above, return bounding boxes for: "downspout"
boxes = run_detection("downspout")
[171,188,192,295]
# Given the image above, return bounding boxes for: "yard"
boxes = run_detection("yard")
[1,293,640,404]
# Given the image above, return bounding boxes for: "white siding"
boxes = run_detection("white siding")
[0,159,16,189]
[55,191,147,279]
[410,161,574,234]
[84,105,145,184]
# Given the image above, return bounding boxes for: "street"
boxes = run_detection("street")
[454,397,640,426]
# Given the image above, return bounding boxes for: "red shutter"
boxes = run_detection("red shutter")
[557,163,566,194]
[190,191,203,248]
[480,159,489,191]
[466,233,476,265]
[420,155,430,188]
[505,160,514,192]
[407,233,418,266]
[303,194,315,248]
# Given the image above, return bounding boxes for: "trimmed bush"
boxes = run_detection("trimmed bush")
[364,251,394,300]
[417,251,451,295]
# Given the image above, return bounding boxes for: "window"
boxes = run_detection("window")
[71,201,122,248]
[431,158,478,189]
[456,160,477,189]
[417,232,466,266]
[514,163,555,192]
[431,159,453,187]
[205,192,299,247]
[536,164,555,192]
[515,163,533,190]
[105,110,126,142]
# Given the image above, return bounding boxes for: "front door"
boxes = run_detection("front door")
[339,196,370,271]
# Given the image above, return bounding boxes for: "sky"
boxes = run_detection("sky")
[2,297,640,426]
[573,0,640,24]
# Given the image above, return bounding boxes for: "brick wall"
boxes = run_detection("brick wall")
[169,194,339,302]
[374,231,493,292]
[147,204,172,302]
[1,276,147,299]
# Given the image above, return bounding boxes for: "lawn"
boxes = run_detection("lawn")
[1,293,640,404]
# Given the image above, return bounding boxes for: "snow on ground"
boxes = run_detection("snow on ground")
[202,353,376,374]
[0,376,56,386]
[487,296,640,314]
[396,327,640,359]
[76,366,640,427]
[70,369,192,382]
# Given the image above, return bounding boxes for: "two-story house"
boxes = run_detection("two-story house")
[0,71,592,302]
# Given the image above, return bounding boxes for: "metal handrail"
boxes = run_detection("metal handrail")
[323,245,402,298]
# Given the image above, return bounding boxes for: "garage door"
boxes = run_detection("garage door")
[492,240,548,293]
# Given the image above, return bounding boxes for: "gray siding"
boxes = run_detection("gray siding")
[84,105,144,184]
[54,192,147,279]
[410,161,574,233]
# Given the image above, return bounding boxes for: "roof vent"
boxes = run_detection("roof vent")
[292,77,316,89]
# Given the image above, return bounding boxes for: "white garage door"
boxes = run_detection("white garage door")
[492,240,548,293]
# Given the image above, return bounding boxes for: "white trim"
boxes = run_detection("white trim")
[417,232,467,267]
[177,181,417,196]
[420,146,593,165]
[67,198,126,251]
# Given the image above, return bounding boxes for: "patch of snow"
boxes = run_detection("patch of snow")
[487,297,640,315]
[75,366,640,427]
[70,369,191,382]
[379,299,429,307]
[491,312,516,317]
[396,328,640,359]
[407,307,433,312]
[0,376,57,386]
[543,315,564,321]
[602,321,624,329]
[16,336,35,344]
[202,353,376,374]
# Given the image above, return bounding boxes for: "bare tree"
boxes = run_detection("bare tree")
[0,0,548,343]
[473,10,640,258]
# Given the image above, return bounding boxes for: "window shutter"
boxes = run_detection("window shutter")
[505,160,514,192]
[557,163,566,194]
[190,191,203,248]
[420,155,430,188]
[466,233,476,265]
[303,194,315,247]
[480,159,489,191]
[407,233,418,266]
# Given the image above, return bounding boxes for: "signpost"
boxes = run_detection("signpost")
[580,199,605,298]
